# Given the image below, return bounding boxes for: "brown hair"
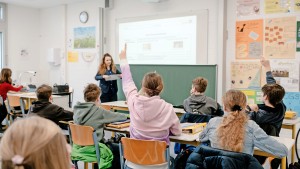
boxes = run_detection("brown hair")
[262,83,285,107]
[142,72,164,97]
[0,68,12,84]
[0,116,70,169]
[98,53,117,75]
[84,83,101,102]
[217,90,248,152]
[192,77,208,93]
[36,84,52,101]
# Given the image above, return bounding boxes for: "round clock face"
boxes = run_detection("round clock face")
[79,11,88,23]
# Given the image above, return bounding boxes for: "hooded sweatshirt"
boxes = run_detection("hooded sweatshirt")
[183,95,219,115]
[29,101,73,129]
[73,102,127,142]
[120,59,181,145]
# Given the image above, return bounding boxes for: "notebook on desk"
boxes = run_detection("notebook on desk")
[106,119,130,129]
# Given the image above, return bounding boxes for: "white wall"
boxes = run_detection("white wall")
[39,5,66,85]
[7,5,40,82]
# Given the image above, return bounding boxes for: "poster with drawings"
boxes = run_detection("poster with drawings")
[295,0,300,12]
[231,62,261,89]
[264,0,291,14]
[236,0,260,16]
[270,59,299,92]
[283,92,300,116]
[264,17,296,59]
[236,19,263,59]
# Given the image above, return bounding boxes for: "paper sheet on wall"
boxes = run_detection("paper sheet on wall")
[67,51,79,63]
[270,60,299,92]
[264,17,296,59]
[283,92,300,116]
[236,19,263,59]
[240,89,263,104]
[264,0,291,14]
[295,0,300,12]
[297,21,300,52]
[236,0,260,16]
[231,62,262,89]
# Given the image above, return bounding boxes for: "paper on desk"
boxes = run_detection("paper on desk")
[105,75,121,81]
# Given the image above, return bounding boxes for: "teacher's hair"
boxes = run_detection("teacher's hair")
[98,53,117,75]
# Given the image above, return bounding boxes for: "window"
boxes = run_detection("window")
[0,3,6,68]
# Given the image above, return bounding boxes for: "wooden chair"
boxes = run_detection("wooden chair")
[119,137,171,168]
[6,95,26,124]
[68,123,100,169]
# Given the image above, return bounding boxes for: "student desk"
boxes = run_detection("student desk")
[101,100,185,115]
[253,136,294,169]
[104,126,199,146]
[282,117,300,163]
[7,92,71,111]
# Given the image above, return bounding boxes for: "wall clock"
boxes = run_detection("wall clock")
[79,11,89,23]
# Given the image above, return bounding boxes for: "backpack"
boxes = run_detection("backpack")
[174,146,195,169]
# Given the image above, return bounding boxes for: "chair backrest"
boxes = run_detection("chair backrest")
[120,137,170,166]
[0,96,3,105]
[180,113,213,123]
[68,123,96,146]
[7,95,21,107]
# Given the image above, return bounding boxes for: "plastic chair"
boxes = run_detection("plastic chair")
[68,123,100,169]
[6,95,26,124]
[119,137,171,169]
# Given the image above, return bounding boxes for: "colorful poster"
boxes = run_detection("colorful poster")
[236,19,263,59]
[231,62,261,89]
[240,89,263,104]
[264,17,296,59]
[265,0,291,14]
[297,21,300,52]
[295,0,300,11]
[74,27,96,49]
[283,92,300,116]
[67,51,79,62]
[237,0,260,16]
[270,59,299,92]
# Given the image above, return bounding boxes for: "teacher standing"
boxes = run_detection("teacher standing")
[95,53,121,103]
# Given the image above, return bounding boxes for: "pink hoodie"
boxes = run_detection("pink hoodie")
[120,60,181,144]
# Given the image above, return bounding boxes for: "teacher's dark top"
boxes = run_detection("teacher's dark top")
[95,69,121,102]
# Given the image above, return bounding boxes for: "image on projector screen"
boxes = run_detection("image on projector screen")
[118,15,197,65]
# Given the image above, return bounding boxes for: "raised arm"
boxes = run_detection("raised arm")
[119,44,138,100]
[261,58,276,84]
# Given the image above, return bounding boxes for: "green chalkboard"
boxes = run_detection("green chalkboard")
[116,64,217,106]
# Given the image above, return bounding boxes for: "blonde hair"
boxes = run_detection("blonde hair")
[217,89,248,152]
[0,116,70,169]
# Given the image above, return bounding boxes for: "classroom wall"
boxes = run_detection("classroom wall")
[6,0,226,105]
[104,0,226,102]
[226,0,300,90]
[7,5,40,82]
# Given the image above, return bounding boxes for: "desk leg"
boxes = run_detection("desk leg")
[292,124,296,163]
[281,157,286,169]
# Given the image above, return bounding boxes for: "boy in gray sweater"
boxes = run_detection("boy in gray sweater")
[183,77,223,116]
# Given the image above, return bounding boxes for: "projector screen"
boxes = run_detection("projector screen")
[116,10,208,65]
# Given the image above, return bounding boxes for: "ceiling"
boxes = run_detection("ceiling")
[0,0,88,9]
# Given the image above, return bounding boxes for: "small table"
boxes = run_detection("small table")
[282,117,300,163]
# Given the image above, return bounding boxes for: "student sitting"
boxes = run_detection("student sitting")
[119,45,181,169]
[199,89,288,158]
[246,58,286,168]
[73,83,128,169]
[0,116,71,169]
[28,84,73,130]
[247,58,285,136]
[183,76,223,116]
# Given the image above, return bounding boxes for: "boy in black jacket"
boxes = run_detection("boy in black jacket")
[28,84,73,129]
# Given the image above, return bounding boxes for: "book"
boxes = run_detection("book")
[106,121,130,129]
[181,123,206,134]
